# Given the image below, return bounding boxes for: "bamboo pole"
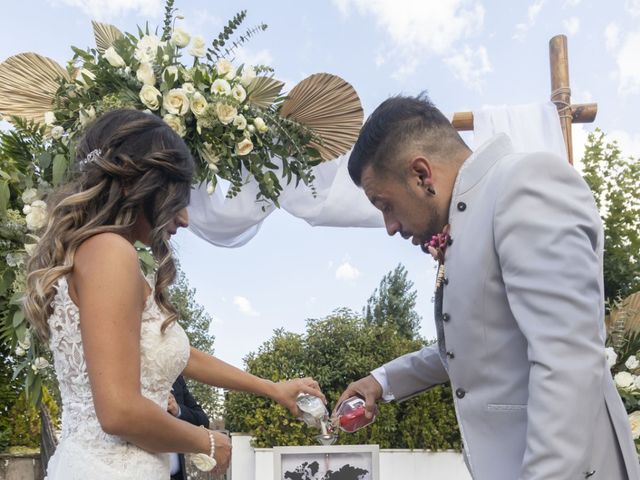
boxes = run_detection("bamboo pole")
[549,34,574,164]
[451,103,597,132]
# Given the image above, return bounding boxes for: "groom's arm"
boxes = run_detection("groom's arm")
[174,376,210,428]
[494,152,605,480]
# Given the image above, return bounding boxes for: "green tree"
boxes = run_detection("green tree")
[364,264,421,339]
[582,129,640,304]
[225,266,460,450]
[169,265,221,419]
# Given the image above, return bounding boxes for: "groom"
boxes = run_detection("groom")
[337,93,639,479]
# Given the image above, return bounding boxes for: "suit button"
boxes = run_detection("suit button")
[455,388,466,399]
[446,351,455,359]
[442,313,450,322]
[457,202,467,211]
[443,277,449,285]
[447,237,453,246]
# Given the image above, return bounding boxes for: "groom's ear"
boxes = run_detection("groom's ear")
[409,156,433,187]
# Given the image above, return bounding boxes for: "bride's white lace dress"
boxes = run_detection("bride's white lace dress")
[45,275,190,479]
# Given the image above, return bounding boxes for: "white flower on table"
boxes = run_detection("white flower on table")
[137,62,156,86]
[189,35,206,58]
[629,411,640,440]
[182,82,196,95]
[215,103,237,125]
[216,58,235,80]
[605,347,618,369]
[104,46,126,68]
[625,355,639,371]
[190,92,208,117]
[231,84,246,103]
[23,200,47,231]
[240,65,256,87]
[236,138,254,156]
[211,79,231,96]
[171,27,191,48]
[253,117,269,134]
[163,114,186,137]
[134,35,161,64]
[614,371,635,390]
[163,88,190,116]
[139,85,162,110]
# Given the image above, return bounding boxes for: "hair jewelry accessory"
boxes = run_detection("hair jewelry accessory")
[79,148,102,168]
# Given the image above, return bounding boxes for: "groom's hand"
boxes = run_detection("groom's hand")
[335,375,382,419]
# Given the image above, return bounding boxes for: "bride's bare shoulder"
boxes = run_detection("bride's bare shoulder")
[74,233,140,277]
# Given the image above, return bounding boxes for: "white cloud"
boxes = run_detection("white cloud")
[335,261,361,281]
[49,0,162,19]
[563,17,580,36]
[332,0,488,87]
[444,45,492,91]
[513,0,546,41]
[233,296,259,316]
[605,23,620,52]
[617,30,640,94]
[625,0,640,16]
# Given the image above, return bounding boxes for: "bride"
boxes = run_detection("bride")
[23,109,324,479]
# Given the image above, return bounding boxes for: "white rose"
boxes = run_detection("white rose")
[32,357,49,371]
[44,111,56,126]
[24,243,37,256]
[137,62,156,86]
[164,65,179,83]
[253,117,268,133]
[614,371,635,390]
[211,79,231,96]
[233,114,247,130]
[247,124,255,134]
[236,138,254,156]
[215,103,237,125]
[76,68,96,87]
[192,453,217,472]
[134,34,161,64]
[139,85,161,110]
[171,27,191,48]
[79,106,96,127]
[626,355,640,371]
[634,375,640,391]
[50,126,65,140]
[182,82,196,95]
[21,188,39,204]
[629,411,640,440]
[188,35,206,58]
[240,65,256,87]
[163,88,190,116]
[605,347,618,369]
[15,346,26,357]
[23,200,48,231]
[163,114,186,137]
[190,92,208,117]
[104,46,126,68]
[216,58,235,80]
[231,84,246,103]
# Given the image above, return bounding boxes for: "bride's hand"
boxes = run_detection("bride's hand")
[271,377,326,417]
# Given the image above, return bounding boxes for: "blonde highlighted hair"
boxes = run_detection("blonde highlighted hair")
[24,109,194,340]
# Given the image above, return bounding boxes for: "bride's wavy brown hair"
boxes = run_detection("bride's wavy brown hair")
[24,109,195,340]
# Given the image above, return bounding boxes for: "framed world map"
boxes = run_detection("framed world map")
[273,445,379,480]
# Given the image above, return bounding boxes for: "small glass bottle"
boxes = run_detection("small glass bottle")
[332,396,375,433]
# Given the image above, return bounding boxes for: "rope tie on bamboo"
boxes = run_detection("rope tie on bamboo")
[551,87,573,121]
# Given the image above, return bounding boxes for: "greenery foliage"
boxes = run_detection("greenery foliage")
[581,129,640,304]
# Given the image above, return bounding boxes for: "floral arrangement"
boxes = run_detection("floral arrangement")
[0,0,362,404]
[606,327,640,452]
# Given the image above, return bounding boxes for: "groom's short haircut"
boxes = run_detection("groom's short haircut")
[348,92,469,186]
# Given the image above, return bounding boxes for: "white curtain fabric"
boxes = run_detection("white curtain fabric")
[187,102,567,247]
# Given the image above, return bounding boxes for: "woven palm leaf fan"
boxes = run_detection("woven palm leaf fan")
[279,73,363,161]
[247,76,285,108]
[92,20,124,53]
[608,291,640,334]
[0,53,69,123]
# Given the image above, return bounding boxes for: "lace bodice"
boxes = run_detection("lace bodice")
[45,275,190,479]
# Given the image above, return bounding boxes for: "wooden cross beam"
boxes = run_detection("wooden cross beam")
[450,34,597,165]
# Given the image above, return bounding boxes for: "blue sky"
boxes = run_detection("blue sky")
[2,0,639,368]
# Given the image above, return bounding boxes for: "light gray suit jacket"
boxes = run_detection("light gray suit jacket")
[381,134,639,480]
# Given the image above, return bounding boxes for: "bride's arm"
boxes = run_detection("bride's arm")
[183,347,325,416]
[72,233,213,456]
